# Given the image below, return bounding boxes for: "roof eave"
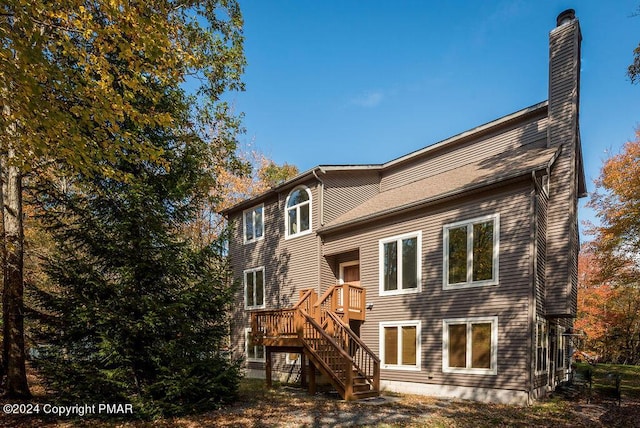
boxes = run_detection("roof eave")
[318,161,555,236]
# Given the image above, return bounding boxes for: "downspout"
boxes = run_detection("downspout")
[313,168,326,297]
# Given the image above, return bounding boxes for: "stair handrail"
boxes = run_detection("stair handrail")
[325,311,380,390]
[298,308,354,395]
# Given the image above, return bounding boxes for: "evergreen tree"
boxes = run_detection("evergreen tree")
[30,86,242,417]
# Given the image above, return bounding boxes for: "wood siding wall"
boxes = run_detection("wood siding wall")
[545,18,581,317]
[322,170,380,225]
[322,182,533,392]
[380,116,548,192]
[535,186,549,318]
[229,181,321,360]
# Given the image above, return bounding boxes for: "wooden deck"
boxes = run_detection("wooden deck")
[250,285,380,400]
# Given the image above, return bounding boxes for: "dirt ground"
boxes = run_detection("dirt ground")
[2,380,640,428]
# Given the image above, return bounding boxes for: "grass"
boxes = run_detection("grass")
[574,362,640,401]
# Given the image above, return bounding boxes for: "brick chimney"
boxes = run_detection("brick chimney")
[545,9,583,318]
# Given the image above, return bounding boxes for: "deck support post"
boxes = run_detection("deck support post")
[308,361,316,395]
[300,352,307,388]
[265,347,273,389]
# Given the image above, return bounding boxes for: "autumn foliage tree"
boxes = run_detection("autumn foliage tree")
[581,129,640,363]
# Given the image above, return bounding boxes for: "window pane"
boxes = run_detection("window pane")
[287,189,309,207]
[448,324,467,368]
[473,221,494,281]
[402,326,417,365]
[247,332,255,359]
[448,226,467,284]
[300,203,310,232]
[383,241,398,291]
[288,208,297,235]
[246,273,254,307]
[402,238,418,289]
[244,211,253,241]
[255,270,264,306]
[254,207,263,238]
[384,327,398,365]
[255,344,264,359]
[471,323,492,368]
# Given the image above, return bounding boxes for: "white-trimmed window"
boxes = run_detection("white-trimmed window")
[380,321,421,370]
[535,318,548,374]
[285,186,312,239]
[557,326,566,369]
[443,214,499,289]
[379,231,422,296]
[443,317,498,375]
[243,204,264,244]
[244,267,265,309]
[245,328,265,362]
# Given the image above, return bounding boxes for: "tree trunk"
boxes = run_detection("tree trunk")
[0,145,30,398]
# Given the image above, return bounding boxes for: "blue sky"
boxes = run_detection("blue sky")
[230,1,639,239]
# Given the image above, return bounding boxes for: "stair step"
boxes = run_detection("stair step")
[353,383,371,393]
[352,390,380,399]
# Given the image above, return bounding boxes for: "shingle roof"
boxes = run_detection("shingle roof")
[319,145,560,234]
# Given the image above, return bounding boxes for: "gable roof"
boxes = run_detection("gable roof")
[319,145,560,234]
[221,102,551,216]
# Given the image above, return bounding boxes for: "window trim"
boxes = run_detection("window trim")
[535,317,548,375]
[379,320,422,371]
[442,214,500,290]
[284,186,312,240]
[243,204,265,244]
[378,231,422,296]
[442,316,498,375]
[557,326,566,370]
[244,267,266,310]
[245,328,265,363]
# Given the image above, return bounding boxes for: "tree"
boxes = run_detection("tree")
[31,83,242,417]
[630,6,640,84]
[0,0,244,397]
[582,129,640,363]
[587,130,640,281]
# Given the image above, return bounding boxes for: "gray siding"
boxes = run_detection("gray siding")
[322,182,533,392]
[229,181,321,361]
[323,170,380,225]
[545,18,580,317]
[380,115,547,192]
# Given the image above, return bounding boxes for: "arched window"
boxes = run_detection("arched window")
[285,186,311,238]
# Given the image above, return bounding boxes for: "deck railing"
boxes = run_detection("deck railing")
[250,284,378,400]
[314,284,365,325]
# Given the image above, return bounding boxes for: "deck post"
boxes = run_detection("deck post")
[308,361,316,395]
[265,347,272,389]
[300,352,307,388]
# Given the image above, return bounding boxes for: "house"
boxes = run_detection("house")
[222,9,585,404]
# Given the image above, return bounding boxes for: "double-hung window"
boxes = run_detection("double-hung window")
[443,317,498,375]
[379,231,422,296]
[245,328,265,362]
[443,214,499,289]
[285,187,311,239]
[243,204,264,244]
[244,267,265,310]
[380,321,421,370]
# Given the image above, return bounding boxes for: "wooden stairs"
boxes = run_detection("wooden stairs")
[251,286,380,400]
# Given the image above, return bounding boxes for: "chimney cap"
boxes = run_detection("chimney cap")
[556,9,575,27]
